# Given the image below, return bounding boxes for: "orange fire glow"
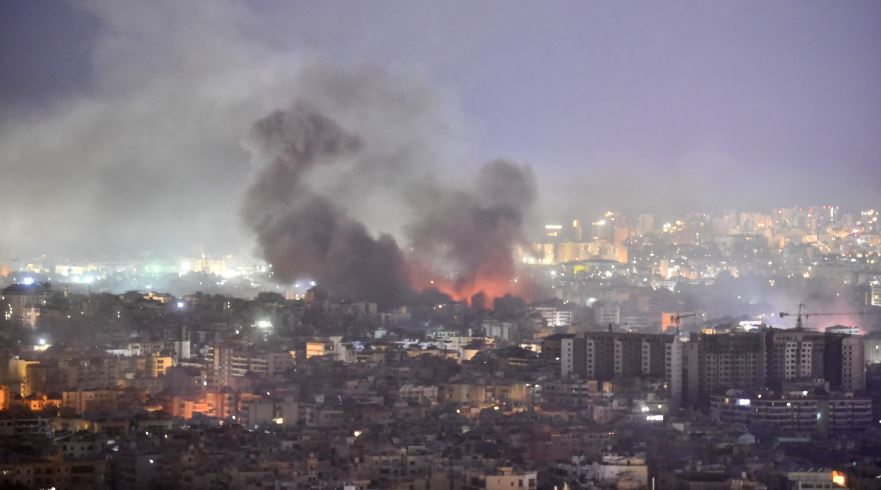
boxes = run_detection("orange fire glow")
[406,258,530,307]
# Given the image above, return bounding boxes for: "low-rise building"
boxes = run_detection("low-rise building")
[711,391,872,432]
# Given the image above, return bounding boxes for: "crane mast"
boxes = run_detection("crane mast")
[778,303,881,331]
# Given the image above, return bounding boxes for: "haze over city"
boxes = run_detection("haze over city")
[2,2,881,490]
[2,0,880,259]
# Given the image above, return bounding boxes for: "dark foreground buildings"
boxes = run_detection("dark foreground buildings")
[0,283,879,489]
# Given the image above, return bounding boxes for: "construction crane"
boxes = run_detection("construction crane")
[672,312,699,324]
[779,303,881,330]
[663,312,700,333]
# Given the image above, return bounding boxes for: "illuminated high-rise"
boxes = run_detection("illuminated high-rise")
[570,219,583,241]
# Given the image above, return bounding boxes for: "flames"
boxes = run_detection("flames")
[406,256,529,307]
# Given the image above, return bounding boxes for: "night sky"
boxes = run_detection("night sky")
[1,0,879,259]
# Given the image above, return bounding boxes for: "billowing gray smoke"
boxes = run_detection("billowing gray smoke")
[242,99,536,305]
[407,160,536,298]
[242,102,413,304]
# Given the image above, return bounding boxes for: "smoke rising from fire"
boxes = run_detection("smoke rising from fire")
[242,97,536,305]
[242,103,412,304]
[406,160,535,303]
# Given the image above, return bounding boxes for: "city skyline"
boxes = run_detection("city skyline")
[2,3,881,488]
[2,1,880,259]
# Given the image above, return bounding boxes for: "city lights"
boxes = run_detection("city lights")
[0,3,876,488]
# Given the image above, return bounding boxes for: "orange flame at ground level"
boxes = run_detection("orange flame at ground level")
[405,258,531,307]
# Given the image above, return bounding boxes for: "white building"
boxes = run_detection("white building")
[534,307,573,328]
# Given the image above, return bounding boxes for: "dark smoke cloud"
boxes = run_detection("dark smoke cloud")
[407,160,536,292]
[243,103,413,304]
[242,101,536,304]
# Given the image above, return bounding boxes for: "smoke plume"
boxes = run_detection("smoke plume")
[242,99,536,305]
[407,160,536,302]
[242,103,413,304]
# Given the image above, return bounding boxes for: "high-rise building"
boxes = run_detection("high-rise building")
[555,241,583,263]
[560,327,868,409]
[561,331,673,381]
[677,329,865,408]
[612,225,630,248]
[1,282,50,325]
[765,329,827,387]
[173,325,191,361]
[824,333,866,392]
[635,214,654,236]
[545,224,563,240]
[570,219,583,242]
[591,220,611,241]
[696,332,766,405]
[840,336,866,391]
[675,336,702,410]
